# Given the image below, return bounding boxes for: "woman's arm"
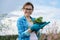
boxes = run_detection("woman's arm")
[17,18,32,38]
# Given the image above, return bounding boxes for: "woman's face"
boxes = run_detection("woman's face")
[23,5,33,17]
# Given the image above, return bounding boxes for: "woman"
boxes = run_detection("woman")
[17,2,50,40]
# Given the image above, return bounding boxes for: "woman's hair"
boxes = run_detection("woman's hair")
[22,2,34,10]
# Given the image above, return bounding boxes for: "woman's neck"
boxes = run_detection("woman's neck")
[25,16,32,22]
[25,16,30,19]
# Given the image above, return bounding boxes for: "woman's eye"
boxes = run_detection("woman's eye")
[24,8,32,10]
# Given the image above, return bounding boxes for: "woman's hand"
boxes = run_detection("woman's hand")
[30,21,50,32]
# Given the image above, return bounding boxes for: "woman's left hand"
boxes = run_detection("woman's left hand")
[30,21,50,32]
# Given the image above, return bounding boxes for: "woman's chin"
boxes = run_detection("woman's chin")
[25,14,30,17]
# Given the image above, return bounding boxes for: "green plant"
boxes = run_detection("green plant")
[33,17,43,24]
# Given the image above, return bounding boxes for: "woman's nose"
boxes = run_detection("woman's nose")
[27,10,30,12]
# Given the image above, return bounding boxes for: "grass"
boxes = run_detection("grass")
[0,35,18,40]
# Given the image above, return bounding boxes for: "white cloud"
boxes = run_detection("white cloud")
[7,5,60,21]
[7,10,24,17]
[31,6,60,21]
[1,17,18,35]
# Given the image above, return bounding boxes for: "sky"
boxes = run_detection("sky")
[0,0,60,20]
[0,0,60,34]
[0,0,60,12]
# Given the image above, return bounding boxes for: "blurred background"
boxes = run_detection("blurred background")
[0,0,60,40]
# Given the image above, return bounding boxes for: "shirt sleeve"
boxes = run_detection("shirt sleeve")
[17,18,30,38]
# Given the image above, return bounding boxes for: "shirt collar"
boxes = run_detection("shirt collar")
[22,15,34,21]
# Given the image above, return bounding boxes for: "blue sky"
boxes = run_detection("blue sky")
[0,0,60,20]
[0,0,60,13]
